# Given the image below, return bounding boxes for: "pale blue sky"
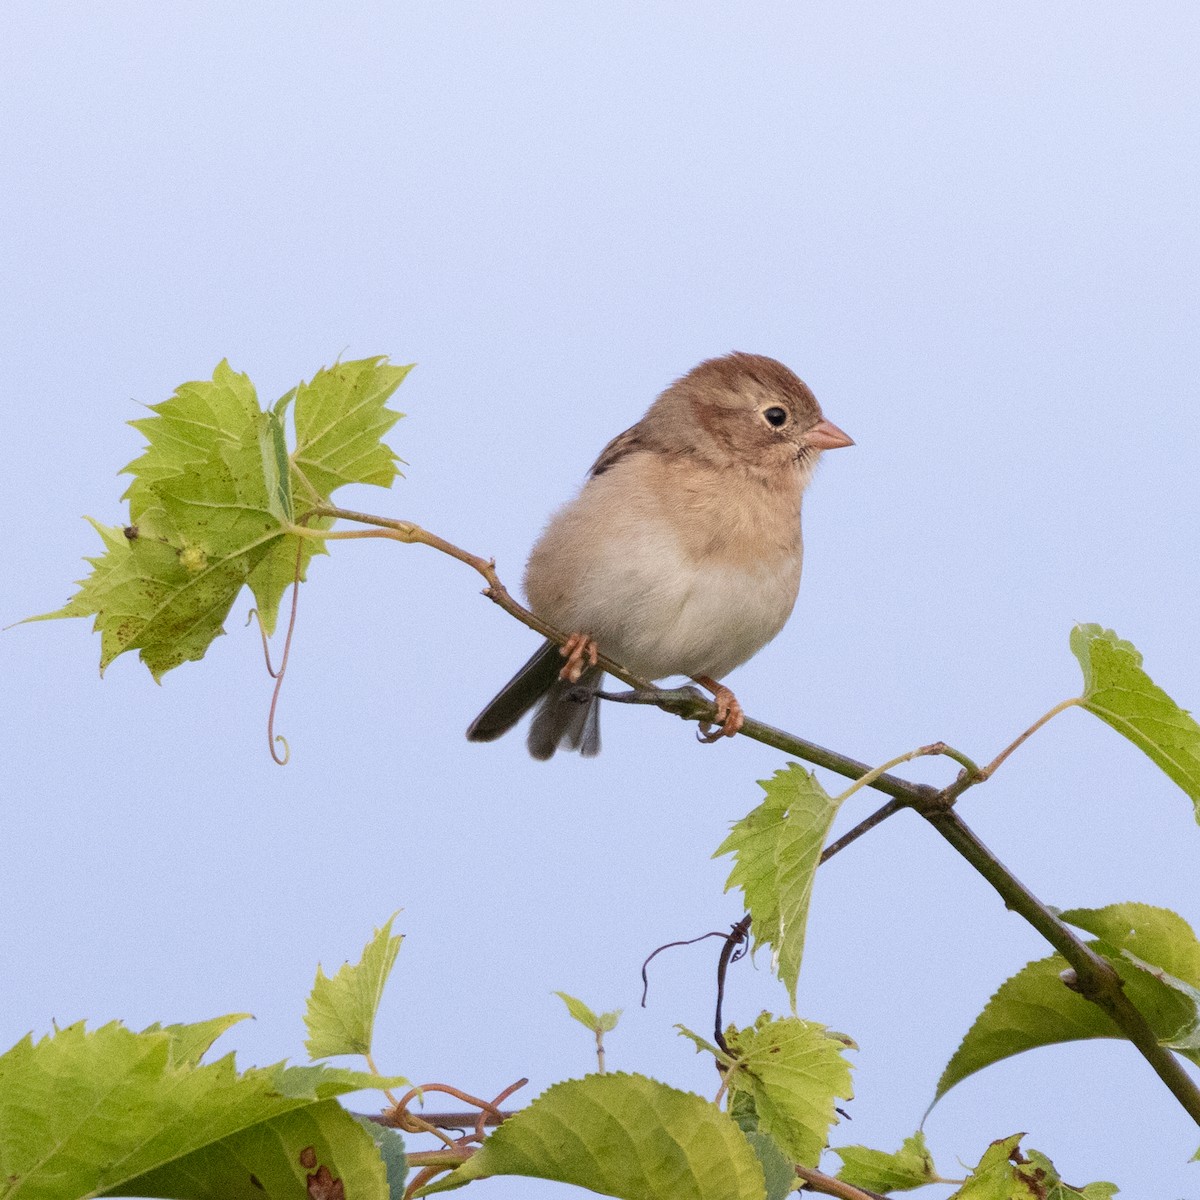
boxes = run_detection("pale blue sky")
[3,3,1200,1196]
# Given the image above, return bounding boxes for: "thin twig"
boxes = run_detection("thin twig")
[366,1109,515,1130]
[831,742,971,806]
[976,697,1082,780]
[364,1050,400,1108]
[736,715,938,803]
[265,538,305,765]
[794,1164,889,1200]
[403,1149,473,1166]
[816,742,977,863]
[391,1082,506,1127]
[476,1077,528,1141]
[641,930,732,1007]
[819,799,904,864]
[713,916,752,1052]
[385,1085,479,1148]
[402,1152,471,1200]
[244,608,280,678]
[489,1077,530,1109]
[935,742,982,777]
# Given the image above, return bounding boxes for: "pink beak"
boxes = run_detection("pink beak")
[806,418,854,451]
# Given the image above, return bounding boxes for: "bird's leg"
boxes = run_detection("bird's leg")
[692,675,744,741]
[559,632,600,683]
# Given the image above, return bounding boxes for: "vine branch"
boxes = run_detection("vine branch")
[713,915,752,1052]
[291,504,1200,1129]
[367,1108,513,1130]
[794,1165,889,1200]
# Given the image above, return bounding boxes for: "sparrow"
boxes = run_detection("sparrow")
[466,352,852,759]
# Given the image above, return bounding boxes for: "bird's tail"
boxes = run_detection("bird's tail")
[527,668,602,759]
[466,640,603,758]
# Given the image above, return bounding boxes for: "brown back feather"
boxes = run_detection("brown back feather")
[589,425,645,477]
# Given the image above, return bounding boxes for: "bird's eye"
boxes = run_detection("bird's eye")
[763,406,788,428]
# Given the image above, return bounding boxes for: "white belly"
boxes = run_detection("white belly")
[551,516,802,681]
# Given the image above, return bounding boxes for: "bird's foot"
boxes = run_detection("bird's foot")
[693,675,744,742]
[558,632,600,683]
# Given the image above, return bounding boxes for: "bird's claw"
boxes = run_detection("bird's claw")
[559,632,600,683]
[694,678,744,743]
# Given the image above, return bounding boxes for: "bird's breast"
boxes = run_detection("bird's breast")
[524,453,804,681]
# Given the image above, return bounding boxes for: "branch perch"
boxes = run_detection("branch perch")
[300,504,1200,1129]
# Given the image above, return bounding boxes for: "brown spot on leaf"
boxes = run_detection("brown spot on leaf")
[124,525,139,540]
[249,1174,265,1190]
[298,1146,317,1169]
[306,1165,344,1200]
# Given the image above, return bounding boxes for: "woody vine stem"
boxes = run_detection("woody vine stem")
[286,504,1200,1129]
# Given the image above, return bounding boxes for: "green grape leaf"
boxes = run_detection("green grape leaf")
[743,1131,795,1200]
[305,914,403,1060]
[715,763,842,1008]
[1023,1149,1118,1199]
[26,516,255,680]
[26,357,410,673]
[724,1095,795,1200]
[0,1020,402,1200]
[352,1115,409,1200]
[122,364,296,655]
[291,358,410,497]
[948,1134,1037,1200]
[933,904,1200,1107]
[270,1064,409,1098]
[116,361,260,532]
[1063,905,1200,1051]
[724,1013,854,1168]
[675,1025,727,1061]
[107,1100,390,1200]
[947,1135,1117,1200]
[554,991,621,1032]
[554,991,601,1029]
[416,1073,766,1200]
[934,953,1175,1105]
[833,1131,942,1192]
[143,1013,252,1069]
[1071,624,1200,820]
[1060,902,1200,988]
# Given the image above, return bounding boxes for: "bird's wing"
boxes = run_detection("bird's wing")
[588,424,645,477]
